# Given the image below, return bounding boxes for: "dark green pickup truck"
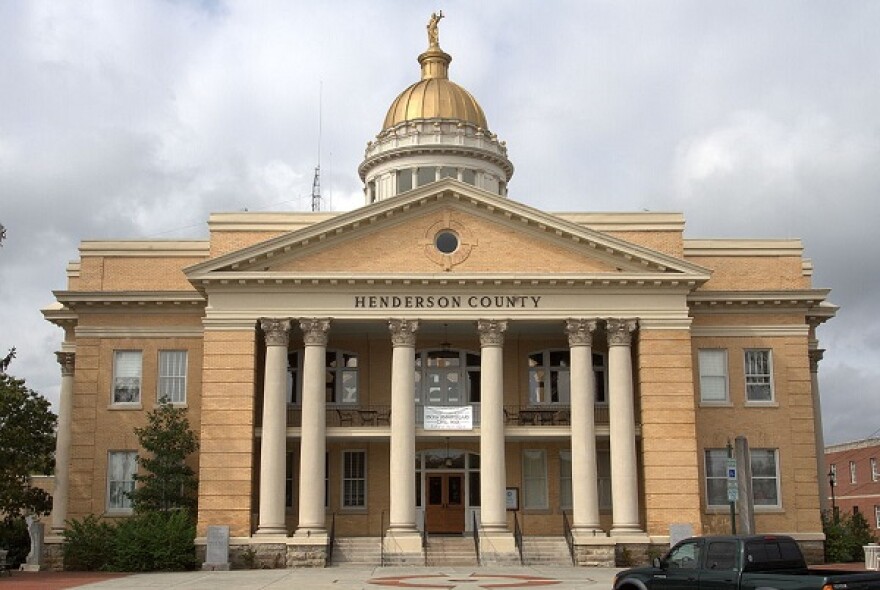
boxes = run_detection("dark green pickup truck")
[613,535,880,590]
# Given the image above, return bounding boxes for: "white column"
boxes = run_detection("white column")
[388,319,419,534]
[295,318,331,537]
[607,318,642,535]
[810,348,830,513]
[479,319,508,532]
[256,318,291,535]
[51,352,75,532]
[566,319,601,535]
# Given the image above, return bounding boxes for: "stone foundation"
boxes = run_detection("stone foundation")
[286,543,328,568]
[574,543,616,567]
[42,539,64,572]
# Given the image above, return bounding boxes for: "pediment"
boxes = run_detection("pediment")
[185,179,710,287]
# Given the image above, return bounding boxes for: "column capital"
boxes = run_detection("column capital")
[260,318,292,347]
[389,319,419,347]
[606,318,638,346]
[809,348,825,373]
[477,319,507,347]
[55,352,76,376]
[565,319,598,346]
[300,318,331,346]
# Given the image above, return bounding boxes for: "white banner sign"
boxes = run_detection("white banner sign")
[424,406,473,430]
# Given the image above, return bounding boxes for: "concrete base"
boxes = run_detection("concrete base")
[479,531,519,565]
[383,530,423,566]
[202,562,231,571]
[19,564,41,572]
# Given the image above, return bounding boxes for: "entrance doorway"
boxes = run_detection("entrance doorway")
[425,473,465,534]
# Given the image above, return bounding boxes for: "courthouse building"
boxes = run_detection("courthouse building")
[43,19,837,567]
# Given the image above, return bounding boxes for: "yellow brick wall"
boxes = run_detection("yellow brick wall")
[692,333,820,534]
[638,329,704,536]
[77,257,204,291]
[197,330,258,537]
[210,231,287,257]
[272,208,617,274]
[688,256,810,291]
[67,330,203,521]
[606,231,684,258]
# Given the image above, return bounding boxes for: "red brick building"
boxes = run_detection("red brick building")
[826,438,880,531]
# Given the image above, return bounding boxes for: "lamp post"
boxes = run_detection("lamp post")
[828,468,838,523]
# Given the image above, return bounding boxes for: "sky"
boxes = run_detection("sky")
[1,1,878,446]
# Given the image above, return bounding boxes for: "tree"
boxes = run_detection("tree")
[129,399,199,514]
[0,354,57,524]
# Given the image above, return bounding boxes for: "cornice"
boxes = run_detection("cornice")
[691,326,810,338]
[358,143,514,180]
[79,240,210,258]
[53,290,206,311]
[558,212,685,232]
[684,239,803,257]
[689,289,830,309]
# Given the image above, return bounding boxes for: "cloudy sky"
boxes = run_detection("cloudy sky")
[1,1,878,446]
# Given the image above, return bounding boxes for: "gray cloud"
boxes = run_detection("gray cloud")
[1,0,878,446]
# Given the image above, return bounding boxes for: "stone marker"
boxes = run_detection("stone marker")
[20,515,44,572]
[669,523,693,547]
[202,525,231,571]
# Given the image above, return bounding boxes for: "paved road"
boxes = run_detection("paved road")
[62,565,621,589]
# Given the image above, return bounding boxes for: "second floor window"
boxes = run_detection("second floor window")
[158,350,187,403]
[414,349,480,405]
[744,350,773,402]
[528,349,606,404]
[113,350,142,404]
[851,461,858,484]
[698,349,728,402]
[286,349,358,405]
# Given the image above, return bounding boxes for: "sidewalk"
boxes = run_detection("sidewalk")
[0,565,621,589]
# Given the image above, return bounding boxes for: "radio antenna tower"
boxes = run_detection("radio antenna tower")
[311,82,323,212]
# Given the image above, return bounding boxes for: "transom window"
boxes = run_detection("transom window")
[528,349,607,404]
[414,349,480,405]
[744,350,773,402]
[287,349,359,405]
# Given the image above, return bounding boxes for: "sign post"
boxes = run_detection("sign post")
[727,441,737,534]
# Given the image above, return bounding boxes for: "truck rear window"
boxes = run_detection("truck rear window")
[744,540,804,571]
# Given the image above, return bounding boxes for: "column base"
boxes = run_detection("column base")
[254,527,288,537]
[610,526,648,539]
[572,527,606,542]
[292,528,328,543]
[479,531,520,565]
[383,530,423,566]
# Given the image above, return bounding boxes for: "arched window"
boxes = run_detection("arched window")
[414,349,480,405]
[528,349,607,405]
[287,349,358,405]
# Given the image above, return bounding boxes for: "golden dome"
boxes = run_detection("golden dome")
[382,46,488,131]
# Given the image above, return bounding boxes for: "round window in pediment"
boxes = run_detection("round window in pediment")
[435,230,459,254]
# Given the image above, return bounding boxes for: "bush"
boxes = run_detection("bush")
[0,518,29,568]
[63,515,115,571]
[63,511,196,572]
[824,511,878,563]
[111,510,196,572]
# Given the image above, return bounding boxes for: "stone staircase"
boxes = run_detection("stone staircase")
[521,536,574,566]
[425,535,479,567]
[330,537,382,566]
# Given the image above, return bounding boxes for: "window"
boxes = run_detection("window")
[528,350,607,405]
[872,458,879,482]
[112,351,142,404]
[667,540,702,570]
[560,451,572,510]
[875,506,880,529]
[705,541,737,570]
[744,350,773,402]
[158,350,187,403]
[705,448,780,508]
[522,450,548,509]
[107,451,137,512]
[414,349,481,405]
[417,167,435,187]
[850,461,857,484]
[698,349,728,402]
[342,451,366,508]
[287,350,359,405]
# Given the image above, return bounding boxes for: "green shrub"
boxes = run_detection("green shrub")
[62,515,115,571]
[110,510,196,572]
[823,511,878,563]
[0,518,29,568]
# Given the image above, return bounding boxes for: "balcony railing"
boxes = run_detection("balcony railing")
[282,403,612,428]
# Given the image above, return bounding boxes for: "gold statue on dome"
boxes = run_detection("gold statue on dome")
[427,11,444,47]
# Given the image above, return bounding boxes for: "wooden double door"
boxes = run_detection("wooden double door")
[425,473,465,534]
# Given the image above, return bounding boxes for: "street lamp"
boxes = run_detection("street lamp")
[828,468,838,523]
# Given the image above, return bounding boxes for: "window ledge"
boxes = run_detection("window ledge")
[338,507,369,514]
[108,403,143,411]
[104,509,134,517]
[744,401,779,408]
[706,506,783,514]
[700,401,733,408]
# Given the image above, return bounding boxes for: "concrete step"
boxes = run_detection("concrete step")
[331,537,382,566]
[521,536,573,566]
[426,536,478,567]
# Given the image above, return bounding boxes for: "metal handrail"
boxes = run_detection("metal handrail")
[327,512,336,565]
[380,510,386,567]
[472,512,481,566]
[513,511,524,565]
[561,510,576,566]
